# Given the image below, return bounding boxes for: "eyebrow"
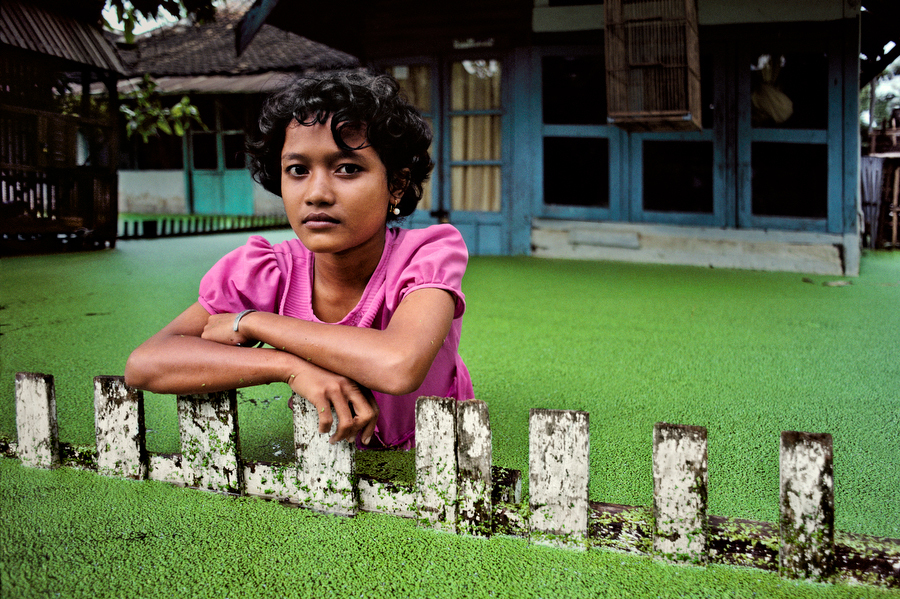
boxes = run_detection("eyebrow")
[280,149,360,163]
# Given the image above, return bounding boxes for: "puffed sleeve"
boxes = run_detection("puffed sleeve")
[387,224,468,319]
[198,235,284,315]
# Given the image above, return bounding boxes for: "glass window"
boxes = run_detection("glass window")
[750,52,828,130]
[643,140,714,213]
[450,60,502,213]
[192,132,217,170]
[392,65,432,113]
[751,142,827,218]
[224,134,245,169]
[542,56,607,125]
[543,137,609,207]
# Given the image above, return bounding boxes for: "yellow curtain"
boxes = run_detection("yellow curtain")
[450,60,502,213]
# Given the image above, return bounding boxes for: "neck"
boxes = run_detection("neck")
[311,228,387,322]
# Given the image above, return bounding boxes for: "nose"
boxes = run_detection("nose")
[304,168,335,205]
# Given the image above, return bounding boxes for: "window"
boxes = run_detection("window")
[450,60,503,212]
[643,140,713,213]
[544,137,610,208]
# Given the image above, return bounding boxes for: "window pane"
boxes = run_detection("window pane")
[224,134,245,169]
[751,52,828,129]
[192,132,217,170]
[451,166,501,212]
[643,141,713,213]
[451,60,501,111]
[542,56,607,125]
[450,115,501,161]
[543,137,609,207]
[752,142,827,218]
[392,65,432,113]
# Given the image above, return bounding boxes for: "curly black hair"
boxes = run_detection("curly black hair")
[246,70,433,221]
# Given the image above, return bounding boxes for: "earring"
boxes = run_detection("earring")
[391,204,401,216]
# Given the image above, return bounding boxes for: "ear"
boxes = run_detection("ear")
[389,168,411,199]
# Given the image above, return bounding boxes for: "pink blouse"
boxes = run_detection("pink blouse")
[198,224,474,449]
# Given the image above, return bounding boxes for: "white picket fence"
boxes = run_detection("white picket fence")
[8,372,899,589]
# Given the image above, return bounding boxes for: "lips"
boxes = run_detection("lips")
[302,212,340,224]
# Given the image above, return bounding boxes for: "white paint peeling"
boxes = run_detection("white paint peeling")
[779,431,835,580]
[14,372,59,469]
[94,376,147,479]
[177,392,242,493]
[148,454,185,485]
[358,477,417,518]
[416,397,458,532]
[292,394,357,516]
[529,409,589,548]
[652,423,708,563]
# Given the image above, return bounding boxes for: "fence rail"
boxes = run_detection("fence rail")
[6,372,899,589]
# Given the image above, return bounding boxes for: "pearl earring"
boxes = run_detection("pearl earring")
[391,205,401,216]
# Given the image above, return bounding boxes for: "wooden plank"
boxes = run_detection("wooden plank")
[14,372,59,468]
[415,396,458,532]
[358,476,417,518]
[529,408,590,548]
[652,422,708,564]
[243,461,299,502]
[148,453,185,486]
[779,431,835,581]
[292,394,357,516]
[177,391,243,494]
[457,399,492,536]
[93,376,147,479]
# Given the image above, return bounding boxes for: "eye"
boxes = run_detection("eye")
[336,163,363,175]
[285,164,308,177]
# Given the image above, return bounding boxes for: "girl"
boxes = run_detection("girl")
[125,71,473,450]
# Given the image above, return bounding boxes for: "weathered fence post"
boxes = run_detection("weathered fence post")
[14,372,59,468]
[94,376,148,479]
[177,391,243,494]
[457,399,492,536]
[652,422,708,564]
[292,394,357,516]
[529,409,590,548]
[779,431,834,581]
[416,396,458,532]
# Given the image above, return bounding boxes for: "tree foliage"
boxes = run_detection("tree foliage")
[104,0,216,43]
[120,75,206,142]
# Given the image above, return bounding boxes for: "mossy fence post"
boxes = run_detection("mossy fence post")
[13,372,58,469]
[8,372,899,589]
[652,422,708,564]
[779,431,834,581]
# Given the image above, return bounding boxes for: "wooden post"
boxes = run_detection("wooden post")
[779,431,834,581]
[652,422,708,564]
[292,394,357,516]
[14,372,59,468]
[94,376,147,479]
[177,391,243,494]
[416,396,458,532]
[457,399,492,536]
[529,409,590,548]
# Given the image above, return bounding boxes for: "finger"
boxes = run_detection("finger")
[301,395,333,435]
[349,387,379,445]
[326,386,356,444]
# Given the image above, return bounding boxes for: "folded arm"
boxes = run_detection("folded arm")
[124,302,379,444]
[201,287,457,397]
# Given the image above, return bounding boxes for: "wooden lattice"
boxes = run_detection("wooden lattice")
[605,0,702,131]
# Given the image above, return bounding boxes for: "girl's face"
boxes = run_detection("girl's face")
[280,119,397,259]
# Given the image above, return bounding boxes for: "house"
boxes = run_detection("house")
[1,0,125,251]
[234,0,899,275]
[115,6,358,217]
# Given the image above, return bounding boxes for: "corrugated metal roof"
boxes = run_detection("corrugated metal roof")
[0,0,125,74]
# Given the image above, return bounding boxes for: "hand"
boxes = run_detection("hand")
[286,361,380,445]
[201,312,256,347]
